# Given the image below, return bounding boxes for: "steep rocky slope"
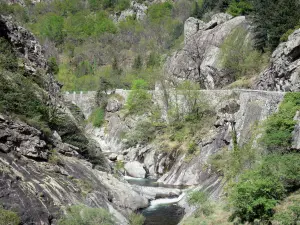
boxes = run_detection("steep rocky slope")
[255,28,300,92]
[0,15,150,224]
[165,13,249,89]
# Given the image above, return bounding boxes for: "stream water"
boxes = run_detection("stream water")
[125,177,185,225]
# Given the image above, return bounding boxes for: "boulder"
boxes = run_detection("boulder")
[132,185,181,200]
[255,29,300,92]
[124,161,146,178]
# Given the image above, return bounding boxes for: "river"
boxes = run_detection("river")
[125,177,185,225]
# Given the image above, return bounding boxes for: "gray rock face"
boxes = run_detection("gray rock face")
[124,161,146,178]
[165,15,248,89]
[158,90,284,189]
[0,116,48,159]
[255,29,300,92]
[0,115,149,225]
[0,18,149,225]
[0,15,60,94]
[113,1,147,22]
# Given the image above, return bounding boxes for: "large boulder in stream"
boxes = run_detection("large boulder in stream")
[124,161,146,178]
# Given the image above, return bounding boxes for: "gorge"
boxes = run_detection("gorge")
[1,0,300,224]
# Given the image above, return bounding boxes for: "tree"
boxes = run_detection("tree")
[126,79,152,115]
[132,55,143,70]
[252,0,300,50]
[39,13,64,44]
[227,0,253,16]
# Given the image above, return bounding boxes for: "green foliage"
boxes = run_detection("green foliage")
[169,81,209,123]
[146,52,160,68]
[229,154,300,223]
[227,0,253,16]
[124,120,156,147]
[280,24,300,42]
[58,205,115,225]
[0,207,21,225]
[39,13,65,44]
[188,190,209,206]
[48,149,63,165]
[220,27,269,80]
[129,213,145,225]
[188,191,215,217]
[148,2,173,22]
[0,72,49,124]
[272,192,300,225]
[132,55,143,70]
[193,0,231,19]
[126,79,152,115]
[89,107,105,127]
[48,57,59,74]
[252,0,300,50]
[229,167,285,223]
[261,92,300,153]
[0,2,29,23]
[0,38,18,72]
[187,142,197,155]
[115,160,124,171]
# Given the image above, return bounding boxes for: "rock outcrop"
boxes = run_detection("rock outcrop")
[0,15,61,95]
[0,16,150,225]
[157,90,284,190]
[0,114,149,224]
[255,29,300,92]
[165,14,249,89]
[112,1,147,23]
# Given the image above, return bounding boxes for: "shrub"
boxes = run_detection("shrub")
[0,38,18,71]
[48,149,63,165]
[48,57,59,74]
[58,205,114,225]
[220,27,269,80]
[188,190,209,206]
[187,142,197,155]
[0,207,20,225]
[39,13,65,44]
[229,168,285,223]
[126,79,152,115]
[261,92,300,152]
[188,191,215,217]
[272,192,300,225]
[148,2,173,22]
[89,107,105,127]
[124,120,156,147]
[227,0,253,16]
[129,213,145,225]
[280,25,300,42]
[229,154,300,223]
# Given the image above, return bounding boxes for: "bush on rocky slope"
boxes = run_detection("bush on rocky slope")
[0,207,21,225]
[229,154,300,223]
[58,205,115,225]
[261,92,300,153]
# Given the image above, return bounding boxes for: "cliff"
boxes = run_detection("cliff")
[0,15,149,224]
